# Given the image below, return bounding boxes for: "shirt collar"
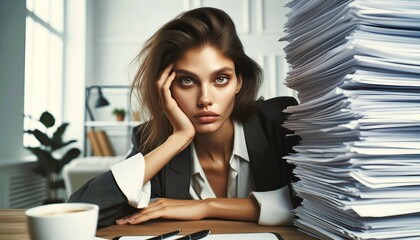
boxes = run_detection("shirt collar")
[232,121,250,162]
[191,121,250,175]
[190,143,202,176]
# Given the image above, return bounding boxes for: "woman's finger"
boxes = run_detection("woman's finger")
[160,71,177,108]
[156,65,174,108]
[128,207,169,224]
[124,199,207,224]
[156,64,173,89]
[115,200,173,225]
[115,211,143,225]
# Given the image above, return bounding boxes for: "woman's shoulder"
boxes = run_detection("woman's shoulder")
[131,122,147,137]
[254,96,298,118]
[130,122,149,146]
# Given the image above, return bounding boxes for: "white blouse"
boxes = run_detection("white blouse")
[111,122,294,225]
[189,122,253,199]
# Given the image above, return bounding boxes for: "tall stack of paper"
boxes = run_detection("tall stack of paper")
[281,0,420,239]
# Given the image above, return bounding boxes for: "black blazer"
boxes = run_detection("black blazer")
[69,96,300,228]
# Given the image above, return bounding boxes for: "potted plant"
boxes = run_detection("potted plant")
[25,111,81,204]
[112,108,126,121]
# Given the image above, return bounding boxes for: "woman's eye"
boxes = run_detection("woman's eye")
[215,76,229,85]
[178,77,195,86]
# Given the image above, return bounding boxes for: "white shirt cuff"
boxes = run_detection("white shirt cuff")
[111,153,151,208]
[251,186,294,226]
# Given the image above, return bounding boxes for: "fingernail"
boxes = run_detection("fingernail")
[116,219,123,223]
[128,219,134,223]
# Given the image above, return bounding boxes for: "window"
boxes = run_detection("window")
[24,0,65,146]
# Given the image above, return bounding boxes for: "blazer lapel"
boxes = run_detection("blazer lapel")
[164,147,191,199]
[244,114,284,191]
[244,114,269,157]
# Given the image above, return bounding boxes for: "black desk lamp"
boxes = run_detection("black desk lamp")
[85,86,110,121]
[85,85,130,121]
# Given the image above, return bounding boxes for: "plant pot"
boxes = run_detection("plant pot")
[115,114,125,121]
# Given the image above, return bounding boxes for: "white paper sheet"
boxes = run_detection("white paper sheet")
[115,233,280,240]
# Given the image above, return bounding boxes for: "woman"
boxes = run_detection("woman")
[69,7,300,228]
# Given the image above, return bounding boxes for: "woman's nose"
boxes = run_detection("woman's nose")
[197,84,213,107]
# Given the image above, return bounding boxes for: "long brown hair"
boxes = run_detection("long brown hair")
[131,7,263,153]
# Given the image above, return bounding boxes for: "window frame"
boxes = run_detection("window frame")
[24,0,66,147]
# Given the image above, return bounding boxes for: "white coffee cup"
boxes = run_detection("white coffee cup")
[25,203,99,240]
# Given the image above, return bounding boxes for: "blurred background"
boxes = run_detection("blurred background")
[0,0,293,208]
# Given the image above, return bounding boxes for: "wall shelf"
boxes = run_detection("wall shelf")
[84,85,139,157]
[84,121,141,127]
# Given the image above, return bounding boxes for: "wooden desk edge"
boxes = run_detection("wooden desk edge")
[96,219,317,240]
[0,209,316,240]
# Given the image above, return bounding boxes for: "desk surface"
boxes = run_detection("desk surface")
[0,209,316,240]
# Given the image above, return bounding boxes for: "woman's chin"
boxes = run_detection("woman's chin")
[193,122,222,134]
[192,117,233,135]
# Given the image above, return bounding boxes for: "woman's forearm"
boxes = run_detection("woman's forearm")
[116,197,259,225]
[143,133,192,184]
[204,198,260,222]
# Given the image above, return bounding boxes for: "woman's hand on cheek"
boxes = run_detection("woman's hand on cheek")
[115,198,208,225]
[157,64,195,141]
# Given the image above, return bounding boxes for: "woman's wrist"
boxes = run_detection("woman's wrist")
[166,133,193,153]
[200,198,214,219]
[202,198,260,222]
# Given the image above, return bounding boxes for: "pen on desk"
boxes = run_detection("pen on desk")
[146,229,182,240]
[174,229,210,240]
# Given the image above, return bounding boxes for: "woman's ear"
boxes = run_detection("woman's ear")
[236,76,243,94]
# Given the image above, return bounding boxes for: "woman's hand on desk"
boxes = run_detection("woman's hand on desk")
[115,198,259,225]
[116,198,207,225]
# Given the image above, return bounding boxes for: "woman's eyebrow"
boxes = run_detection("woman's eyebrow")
[174,69,199,79]
[211,67,234,77]
[174,67,234,78]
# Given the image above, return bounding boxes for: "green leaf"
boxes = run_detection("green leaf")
[51,139,77,151]
[39,111,55,128]
[52,123,69,145]
[26,129,54,147]
[58,148,81,172]
[26,147,55,176]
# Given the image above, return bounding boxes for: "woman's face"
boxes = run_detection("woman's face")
[171,45,242,134]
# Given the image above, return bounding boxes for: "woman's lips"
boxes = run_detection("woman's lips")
[194,111,220,123]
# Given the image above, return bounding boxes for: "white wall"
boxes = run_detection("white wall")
[0,0,28,163]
